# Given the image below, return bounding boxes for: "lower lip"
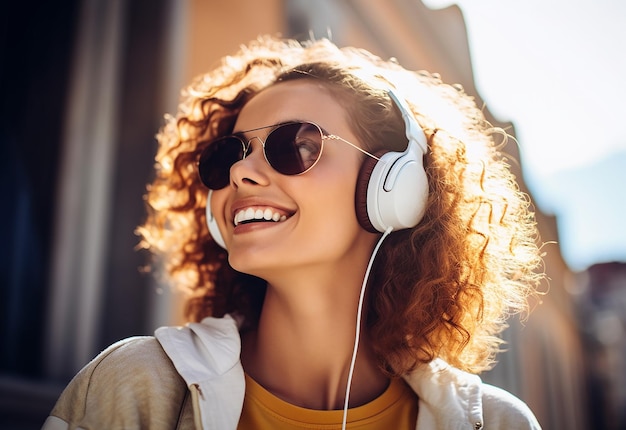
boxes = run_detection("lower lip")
[233,218,289,235]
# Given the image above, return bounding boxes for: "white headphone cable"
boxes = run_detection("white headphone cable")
[341,226,393,430]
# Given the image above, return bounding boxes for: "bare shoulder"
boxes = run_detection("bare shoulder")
[482,384,542,429]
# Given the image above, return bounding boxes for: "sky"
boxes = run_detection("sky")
[423,0,626,271]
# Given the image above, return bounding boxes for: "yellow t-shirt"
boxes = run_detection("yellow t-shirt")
[237,373,418,429]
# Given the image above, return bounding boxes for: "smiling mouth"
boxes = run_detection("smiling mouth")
[234,207,289,226]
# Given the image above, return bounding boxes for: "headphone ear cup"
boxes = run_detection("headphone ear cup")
[206,191,227,249]
[355,151,387,233]
[358,149,428,233]
[356,89,430,234]
[355,150,388,233]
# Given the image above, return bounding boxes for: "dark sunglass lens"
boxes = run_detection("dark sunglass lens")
[265,122,322,175]
[198,137,244,189]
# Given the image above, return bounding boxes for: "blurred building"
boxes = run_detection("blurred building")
[574,262,626,430]
[0,0,593,428]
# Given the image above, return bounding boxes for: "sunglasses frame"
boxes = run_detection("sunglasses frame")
[198,121,380,190]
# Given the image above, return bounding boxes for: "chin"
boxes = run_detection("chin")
[227,252,277,278]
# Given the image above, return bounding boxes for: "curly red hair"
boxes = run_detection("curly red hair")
[137,36,544,374]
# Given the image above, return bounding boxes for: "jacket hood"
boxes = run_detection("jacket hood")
[155,315,245,429]
[403,359,484,429]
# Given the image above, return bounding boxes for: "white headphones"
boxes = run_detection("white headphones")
[205,88,428,248]
[355,89,429,233]
[207,190,227,249]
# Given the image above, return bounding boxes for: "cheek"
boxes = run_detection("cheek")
[297,169,361,231]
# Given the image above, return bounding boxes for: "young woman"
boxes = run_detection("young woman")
[44,36,544,429]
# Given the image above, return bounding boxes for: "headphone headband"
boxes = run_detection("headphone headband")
[387,89,428,154]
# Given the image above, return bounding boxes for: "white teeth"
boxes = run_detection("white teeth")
[234,207,289,226]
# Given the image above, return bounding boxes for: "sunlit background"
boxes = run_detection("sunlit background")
[1,1,625,429]
[425,0,626,271]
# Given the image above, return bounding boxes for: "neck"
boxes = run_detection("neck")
[241,275,389,410]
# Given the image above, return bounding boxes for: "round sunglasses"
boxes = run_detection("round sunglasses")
[197,121,379,190]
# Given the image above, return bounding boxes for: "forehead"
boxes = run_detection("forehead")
[233,80,350,134]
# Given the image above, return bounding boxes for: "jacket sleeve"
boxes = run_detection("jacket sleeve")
[481,384,542,429]
[41,337,194,430]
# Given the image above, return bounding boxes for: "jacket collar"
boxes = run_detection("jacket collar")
[156,315,484,430]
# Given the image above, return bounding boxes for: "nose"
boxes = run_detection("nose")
[229,137,270,188]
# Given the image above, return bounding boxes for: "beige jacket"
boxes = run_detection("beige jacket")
[42,315,541,429]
